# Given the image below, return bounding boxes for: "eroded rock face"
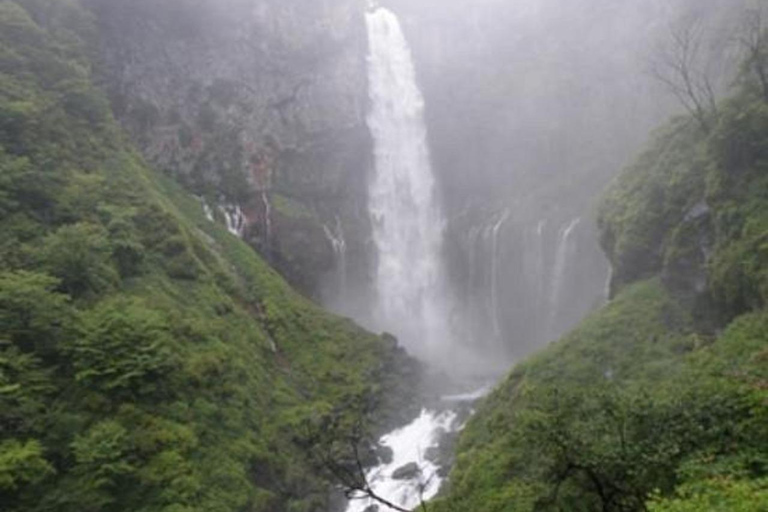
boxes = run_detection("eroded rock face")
[89,0,373,298]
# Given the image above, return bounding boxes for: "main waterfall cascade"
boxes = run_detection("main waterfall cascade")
[365,7,454,363]
[338,7,614,511]
[342,8,475,512]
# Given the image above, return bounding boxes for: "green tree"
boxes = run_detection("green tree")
[68,298,177,399]
[39,223,117,298]
[0,439,54,493]
[0,271,74,356]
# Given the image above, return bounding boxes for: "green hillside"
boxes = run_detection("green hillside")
[0,2,409,511]
[432,29,768,512]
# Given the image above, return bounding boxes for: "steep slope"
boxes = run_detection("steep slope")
[87,0,373,301]
[0,2,413,511]
[431,35,768,512]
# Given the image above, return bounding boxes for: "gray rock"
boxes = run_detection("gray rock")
[391,462,421,481]
[91,0,373,298]
[375,444,394,465]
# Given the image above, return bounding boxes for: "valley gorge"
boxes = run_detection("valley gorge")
[2,0,767,511]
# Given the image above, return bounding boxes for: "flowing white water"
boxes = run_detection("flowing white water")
[604,264,614,302]
[261,191,272,239]
[345,409,458,512]
[535,219,547,303]
[220,204,246,238]
[548,217,581,337]
[489,209,511,339]
[366,7,451,360]
[201,200,214,222]
[323,216,348,300]
[348,11,470,511]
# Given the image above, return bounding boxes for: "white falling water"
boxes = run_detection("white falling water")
[220,204,246,238]
[200,199,214,222]
[323,216,347,300]
[489,209,511,339]
[548,217,581,337]
[604,264,614,302]
[345,409,458,512]
[261,191,272,240]
[535,219,547,303]
[366,7,451,360]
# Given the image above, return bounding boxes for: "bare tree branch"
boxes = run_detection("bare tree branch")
[296,407,422,512]
[736,6,768,102]
[649,16,719,131]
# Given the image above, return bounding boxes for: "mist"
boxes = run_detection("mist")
[5,0,766,510]
[317,0,751,378]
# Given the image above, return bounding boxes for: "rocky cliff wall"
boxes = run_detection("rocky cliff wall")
[381,0,746,358]
[89,0,373,299]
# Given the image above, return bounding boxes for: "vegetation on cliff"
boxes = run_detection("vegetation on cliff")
[0,1,409,511]
[432,21,768,512]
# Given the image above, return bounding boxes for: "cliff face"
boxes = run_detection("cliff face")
[431,33,768,512]
[89,0,373,298]
[379,0,746,358]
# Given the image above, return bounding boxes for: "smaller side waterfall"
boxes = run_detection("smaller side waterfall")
[604,264,614,302]
[323,216,348,301]
[459,211,608,357]
[261,191,272,240]
[547,218,582,338]
[549,219,581,307]
[489,209,510,339]
[220,204,246,238]
[201,200,214,222]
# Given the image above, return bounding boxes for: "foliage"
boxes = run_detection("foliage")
[436,42,768,512]
[69,299,177,399]
[649,478,768,512]
[0,440,54,492]
[39,222,118,298]
[0,2,405,511]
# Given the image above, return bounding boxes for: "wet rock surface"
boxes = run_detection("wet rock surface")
[89,0,373,298]
[391,462,421,481]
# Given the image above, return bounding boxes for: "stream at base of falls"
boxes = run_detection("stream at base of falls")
[343,384,492,512]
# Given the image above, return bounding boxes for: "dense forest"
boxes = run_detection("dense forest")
[1,0,767,511]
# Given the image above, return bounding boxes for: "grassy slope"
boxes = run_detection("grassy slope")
[433,46,768,512]
[0,1,405,511]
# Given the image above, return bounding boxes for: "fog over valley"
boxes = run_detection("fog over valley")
[1,0,767,511]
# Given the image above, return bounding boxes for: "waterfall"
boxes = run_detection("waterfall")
[535,219,547,303]
[603,263,614,302]
[345,409,458,512]
[323,216,347,300]
[489,209,510,339]
[261,191,272,239]
[200,199,214,222]
[220,204,246,238]
[366,7,450,359]
[522,219,548,336]
[548,217,581,337]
